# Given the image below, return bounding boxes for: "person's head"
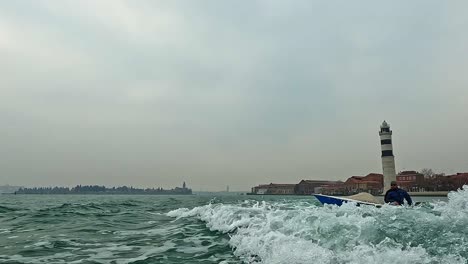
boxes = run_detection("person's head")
[390,181,398,189]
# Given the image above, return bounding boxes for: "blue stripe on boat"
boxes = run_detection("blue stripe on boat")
[314,194,345,206]
[314,194,382,207]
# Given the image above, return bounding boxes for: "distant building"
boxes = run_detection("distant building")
[379,121,397,192]
[173,181,192,194]
[295,180,341,195]
[252,179,360,195]
[394,171,468,192]
[447,173,468,189]
[344,173,383,195]
[315,181,347,195]
[319,173,383,195]
[249,171,467,195]
[396,171,425,191]
[251,184,269,194]
[251,183,296,195]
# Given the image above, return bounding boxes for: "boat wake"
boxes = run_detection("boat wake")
[168,186,468,264]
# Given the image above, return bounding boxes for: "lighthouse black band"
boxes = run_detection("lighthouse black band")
[381,150,393,157]
[381,139,392,145]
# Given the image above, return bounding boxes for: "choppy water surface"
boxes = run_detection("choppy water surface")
[0,187,467,264]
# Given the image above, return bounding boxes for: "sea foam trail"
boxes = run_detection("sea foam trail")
[168,186,468,264]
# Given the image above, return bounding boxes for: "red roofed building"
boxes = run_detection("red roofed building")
[344,173,383,195]
[396,171,425,191]
[318,173,383,195]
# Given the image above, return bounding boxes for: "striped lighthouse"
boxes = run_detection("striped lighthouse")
[379,121,396,192]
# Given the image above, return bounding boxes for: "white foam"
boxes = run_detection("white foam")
[168,189,468,264]
[432,185,468,220]
[0,229,11,234]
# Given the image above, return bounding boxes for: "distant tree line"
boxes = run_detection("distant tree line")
[418,168,467,192]
[15,185,192,195]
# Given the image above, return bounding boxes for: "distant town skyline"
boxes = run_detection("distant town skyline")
[1,1,467,191]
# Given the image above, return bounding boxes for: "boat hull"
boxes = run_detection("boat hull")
[314,194,382,207]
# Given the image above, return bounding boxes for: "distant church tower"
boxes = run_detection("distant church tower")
[379,121,397,192]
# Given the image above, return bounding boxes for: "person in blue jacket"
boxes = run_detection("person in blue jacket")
[384,181,413,205]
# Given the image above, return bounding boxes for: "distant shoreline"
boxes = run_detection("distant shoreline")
[12,184,193,195]
[3,193,193,195]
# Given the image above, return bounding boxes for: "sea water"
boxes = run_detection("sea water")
[0,187,467,264]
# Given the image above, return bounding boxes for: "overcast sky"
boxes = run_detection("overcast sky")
[1,1,467,191]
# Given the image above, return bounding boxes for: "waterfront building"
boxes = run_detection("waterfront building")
[294,180,341,195]
[251,184,268,194]
[344,173,383,195]
[396,171,425,191]
[319,173,383,195]
[251,183,296,195]
[447,173,468,189]
[314,181,347,195]
[379,121,397,192]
